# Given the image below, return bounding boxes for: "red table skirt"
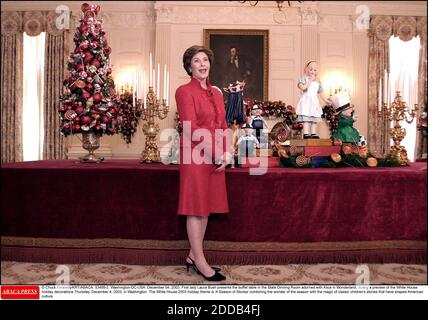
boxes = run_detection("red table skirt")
[1,160,426,264]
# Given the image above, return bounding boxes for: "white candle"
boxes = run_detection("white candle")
[134,71,137,100]
[153,69,156,95]
[383,69,387,102]
[387,75,391,106]
[166,71,169,106]
[137,64,141,98]
[133,74,136,106]
[149,53,153,87]
[378,78,382,112]
[143,71,147,109]
[157,63,160,98]
[163,64,167,100]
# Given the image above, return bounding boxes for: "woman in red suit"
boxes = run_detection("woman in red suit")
[175,45,231,281]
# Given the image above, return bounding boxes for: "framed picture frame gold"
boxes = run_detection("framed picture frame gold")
[204,29,269,101]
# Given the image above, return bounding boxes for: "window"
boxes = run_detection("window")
[388,35,420,162]
[22,31,45,161]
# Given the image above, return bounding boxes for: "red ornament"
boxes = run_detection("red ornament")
[74,117,80,123]
[83,52,93,64]
[73,124,81,131]
[95,125,101,130]
[102,116,110,124]
[81,115,91,124]
[79,24,89,34]
[75,107,84,115]
[104,46,112,55]
[91,59,100,68]
[93,92,102,102]
[85,83,93,92]
[81,3,90,12]
[81,90,91,99]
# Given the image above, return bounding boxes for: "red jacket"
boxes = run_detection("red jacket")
[175,78,229,216]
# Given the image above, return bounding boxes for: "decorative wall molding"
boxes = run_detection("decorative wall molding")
[154,2,303,26]
[299,7,319,26]
[100,12,155,29]
[1,1,154,13]
[318,1,427,17]
[319,15,353,33]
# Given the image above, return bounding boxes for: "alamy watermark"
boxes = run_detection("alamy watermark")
[55,5,70,30]
[355,5,370,31]
[355,264,370,285]
[56,265,70,285]
[159,122,268,175]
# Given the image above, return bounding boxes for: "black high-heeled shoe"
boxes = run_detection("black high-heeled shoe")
[186,257,226,281]
[186,257,221,272]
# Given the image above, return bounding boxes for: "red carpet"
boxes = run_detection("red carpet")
[1,160,426,264]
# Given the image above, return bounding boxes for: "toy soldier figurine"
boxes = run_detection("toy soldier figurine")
[237,123,259,162]
[250,105,268,145]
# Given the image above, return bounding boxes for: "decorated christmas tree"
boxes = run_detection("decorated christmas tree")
[59,3,119,136]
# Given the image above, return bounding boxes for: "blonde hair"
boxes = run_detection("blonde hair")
[305,60,317,69]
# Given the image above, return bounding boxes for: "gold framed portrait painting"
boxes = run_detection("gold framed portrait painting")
[204,29,269,101]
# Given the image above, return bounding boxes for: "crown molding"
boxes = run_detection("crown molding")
[317,1,427,17]
[1,1,154,12]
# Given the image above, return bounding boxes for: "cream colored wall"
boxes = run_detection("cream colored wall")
[2,1,426,158]
[155,1,426,144]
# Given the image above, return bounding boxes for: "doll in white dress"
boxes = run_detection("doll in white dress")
[296,61,331,139]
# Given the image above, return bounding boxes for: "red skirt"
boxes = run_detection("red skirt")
[177,163,229,217]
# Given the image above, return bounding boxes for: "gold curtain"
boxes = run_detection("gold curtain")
[1,12,24,163]
[416,17,427,159]
[368,16,393,156]
[368,15,427,157]
[43,11,72,160]
[0,10,71,162]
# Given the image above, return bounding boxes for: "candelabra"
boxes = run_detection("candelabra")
[136,87,169,163]
[379,91,418,165]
